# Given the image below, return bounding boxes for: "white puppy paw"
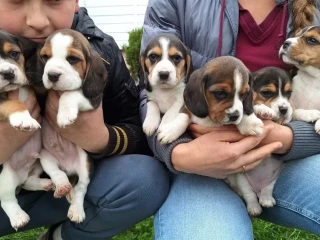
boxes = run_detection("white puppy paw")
[157,124,181,144]
[10,210,30,230]
[68,204,86,223]
[57,108,78,128]
[293,109,320,123]
[315,119,320,134]
[259,195,276,208]
[254,104,277,120]
[237,114,264,136]
[143,116,160,136]
[54,182,72,198]
[9,111,40,131]
[247,202,262,216]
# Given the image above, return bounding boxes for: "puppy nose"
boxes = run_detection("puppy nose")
[159,71,170,80]
[47,72,61,83]
[279,106,288,115]
[0,69,15,81]
[228,111,240,122]
[282,41,291,50]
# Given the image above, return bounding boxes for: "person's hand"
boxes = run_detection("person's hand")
[45,90,109,153]
[172,124,283,179]
[0,89,41,164]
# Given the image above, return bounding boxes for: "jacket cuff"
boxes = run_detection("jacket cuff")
[274,121,320,161]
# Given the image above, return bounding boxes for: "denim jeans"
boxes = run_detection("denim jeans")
[154,154,320,240]
[0,154,169,240]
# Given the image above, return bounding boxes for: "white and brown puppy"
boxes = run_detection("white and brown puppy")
[0,30,52,230]
[184,56,264,135]
[279,25,320,133]
[227,67,293,216]
[38,29,107,223]
[140,34,192,144]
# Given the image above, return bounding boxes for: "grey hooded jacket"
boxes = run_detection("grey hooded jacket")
[140,0,320,173]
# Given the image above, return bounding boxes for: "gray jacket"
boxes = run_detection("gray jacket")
[140,0,320,173]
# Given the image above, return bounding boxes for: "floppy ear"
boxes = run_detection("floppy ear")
[82,49,108,109]
[138,56,152,92]
[16,36,39,60]
[183,68,208,118]
[184,48,193,83]
[243,73,254,116]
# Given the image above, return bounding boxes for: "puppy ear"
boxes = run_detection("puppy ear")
[183,68,208,118]
[82,49,108,108]
[184,48,193,83]
[138,56,151,92]
[243,73,254,116]
[16,36,39,60]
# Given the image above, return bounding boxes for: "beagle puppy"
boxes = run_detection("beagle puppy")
[184,56,264,136]
[279,25,320,133]
[38,29,108,223]
[227,67,293,216]
[0,30,52,230]
[140,34,192,144]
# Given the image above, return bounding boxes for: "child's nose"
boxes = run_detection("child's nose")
[26,5,49,31]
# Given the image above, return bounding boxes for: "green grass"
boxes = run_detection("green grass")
[0,218,319,240]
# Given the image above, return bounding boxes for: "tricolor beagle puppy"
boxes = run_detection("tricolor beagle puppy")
[184,56,264,136]
[0,30,52,230]
[38,29,108,223]
[279,25,320,133]
[227,67,293,216]
[140,34,192,144]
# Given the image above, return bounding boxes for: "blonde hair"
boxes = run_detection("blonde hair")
[291,0,317,35]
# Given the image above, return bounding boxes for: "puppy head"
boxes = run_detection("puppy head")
[0,29,35,92]
[279,26,320,74]
[39,29,107,100]
[140,34,192,90]
[252,67,293,123]
[184,56,252,125]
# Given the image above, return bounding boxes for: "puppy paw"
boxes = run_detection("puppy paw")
[57,109,78,128]
[10,210,30,230]
[259,195,276,208]
[247,202,262,216]
[68,204,86,223]
[54,183,72,198]
[157,125,179,144]
[315,119,320,134]
[143,117,160,136]
[9,111,40,131]
[254,104,277,120]
[293,109,320,123]
[237,114,264,136]
[41,179,54,191]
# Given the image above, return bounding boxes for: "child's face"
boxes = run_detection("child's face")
[0,0,79,42]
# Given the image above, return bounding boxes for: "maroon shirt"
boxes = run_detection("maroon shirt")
[236,3,289,72]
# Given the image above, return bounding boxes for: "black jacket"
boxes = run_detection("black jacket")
[72,8,151,158]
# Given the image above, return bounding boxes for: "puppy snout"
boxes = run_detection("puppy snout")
[228,111,240,122]
[279,106,288,115]
[48,72,61,83]
[159,71,170,80]
[0,69,15,81]
[282,41,291,50]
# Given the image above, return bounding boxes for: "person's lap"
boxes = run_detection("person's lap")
[154,154,320,240]
[0,154,169,240]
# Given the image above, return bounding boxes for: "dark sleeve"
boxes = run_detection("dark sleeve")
[88,36,152,160]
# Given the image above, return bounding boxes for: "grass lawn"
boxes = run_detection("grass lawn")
[0,218,319,240]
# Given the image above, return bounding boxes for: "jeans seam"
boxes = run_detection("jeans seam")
[276,199,320,225]
[156,209,163,240]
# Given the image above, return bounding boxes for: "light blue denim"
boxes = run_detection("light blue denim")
[154,154,320,240]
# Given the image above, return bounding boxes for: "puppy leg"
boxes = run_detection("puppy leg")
[314,119,320,134]
[293,109,320,123]
[253,104,277,120]
[40,149,72,198]
[0,163,30,230]
[257,179,277,208]
[233,173,262,216]
[237,113,264,136]
[143,101,161,136]
[67,148,90,223]
[22,161,53,191]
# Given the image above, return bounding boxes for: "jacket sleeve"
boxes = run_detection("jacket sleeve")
[88,35,152,160]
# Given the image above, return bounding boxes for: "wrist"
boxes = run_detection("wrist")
[172,143,193,172]
[87,126,110,153]
[271,124,293,154]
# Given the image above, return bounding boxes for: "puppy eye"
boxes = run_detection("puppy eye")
[285,90,292,97]
[148,54,159,63]
[41,54,49,63]
[9,51,20,59]
[212,90,228,100]
[260,90,274,98]
[171,54,182,64]
[306,37,319,45]
[67,56,80,65]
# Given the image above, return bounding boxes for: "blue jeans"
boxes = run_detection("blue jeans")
[0,154,169,240]
[154,154,320,240]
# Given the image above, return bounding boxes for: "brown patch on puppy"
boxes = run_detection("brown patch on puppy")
[0,99,28,121]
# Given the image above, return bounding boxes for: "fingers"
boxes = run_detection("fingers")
[188,123,237,135]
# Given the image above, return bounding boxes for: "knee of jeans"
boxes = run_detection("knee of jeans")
[86,155,169,212]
